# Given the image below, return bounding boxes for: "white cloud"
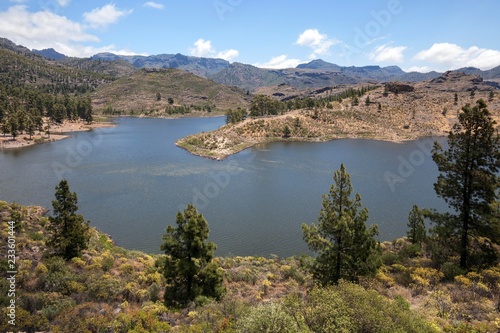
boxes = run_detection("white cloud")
[83,4,133,29]
[253,55,302,69]
[9,0,28,3]
[56,0,71,7]
[296,29,339,59]
[0,5,140,57]
[370,44,407,63]
[406,66,432,73]
[414,43,500,70]
[0,5,98,47]
[143,2,164,10]
[189,38,239,61]
[190,38,214,57]
[217,49,239,61]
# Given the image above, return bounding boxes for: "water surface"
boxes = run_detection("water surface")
[0,117,448,256]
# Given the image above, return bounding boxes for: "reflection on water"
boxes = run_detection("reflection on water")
[0,117,448,257]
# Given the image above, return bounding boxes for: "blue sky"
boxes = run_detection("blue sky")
[0,0,499,72]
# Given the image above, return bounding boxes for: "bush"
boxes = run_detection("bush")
[236,302,302,333]
[41,256,77,294]
[335,281,438,333]
[442,262,466,281]
[302,287,356,332]
[398,243,421,260]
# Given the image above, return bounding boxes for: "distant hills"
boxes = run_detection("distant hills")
[92,52,229,78]
[89,51,500,91]
[91,68,250,113]
[0,38,500,101]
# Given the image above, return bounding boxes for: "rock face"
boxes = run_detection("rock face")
[430,71,483,85]
[386,82,415,93]
[426,71,488,91]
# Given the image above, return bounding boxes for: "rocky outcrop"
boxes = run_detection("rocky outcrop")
[426,71,490,92]
[386,82,415,93]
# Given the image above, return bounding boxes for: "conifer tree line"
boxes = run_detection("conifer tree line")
[0,90,93,138]
[0,48,115,139]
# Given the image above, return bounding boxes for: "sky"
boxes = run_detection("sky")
[0,0,499,72]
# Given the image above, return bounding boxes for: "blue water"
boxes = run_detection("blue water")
[0,117,448,256]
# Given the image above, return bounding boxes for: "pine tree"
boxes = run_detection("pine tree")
[47,180,90,260]
[302,164,381,285]
[161,204,224,307]
[406,205,426,245]
[429,99,500,269]
[283,124,291,138]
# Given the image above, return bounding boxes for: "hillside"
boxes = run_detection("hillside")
[0,47,114,94]
[60,57,137,78]
[177,72,500,160]
[208,62,287,91]
[91,68,251,115]
[1,200,499,332]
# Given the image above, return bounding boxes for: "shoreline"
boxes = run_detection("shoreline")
[176,134,433,161]
[174,108,447,160]
[0,120,116,150]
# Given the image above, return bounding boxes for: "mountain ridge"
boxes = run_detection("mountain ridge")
[32,47,67,60]
[92,52,229,78]
[1,37,500,94]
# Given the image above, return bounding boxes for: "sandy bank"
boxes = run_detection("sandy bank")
[0,120,116,149]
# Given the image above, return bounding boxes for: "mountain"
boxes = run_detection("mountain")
[297,60,409,81]
[340,65,405,81]
[0,37,32,55]
[92,52,229,78]
[60,57,137,78]
[90,50,500,91]
[424,70,492,91]
[208,62,286,91]
[399,71,441,82]
[1,37,499,102]
[0,43,115,96]
[32,48,67,60]
[455,66,500,86]
[91,68,251,113]
[210,62,359,91]
[296,59,342,71]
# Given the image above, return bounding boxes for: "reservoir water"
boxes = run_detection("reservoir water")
[0,117,448,257]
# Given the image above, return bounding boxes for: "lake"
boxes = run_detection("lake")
[0,117,448,257]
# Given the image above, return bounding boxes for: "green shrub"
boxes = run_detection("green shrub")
[336,281,438,333]
[381,252,400,265]
[302,287,355,332]
[442,262,466,281]
[41,256,77,294]
[236,302,302,333]
[398,243,421,260]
